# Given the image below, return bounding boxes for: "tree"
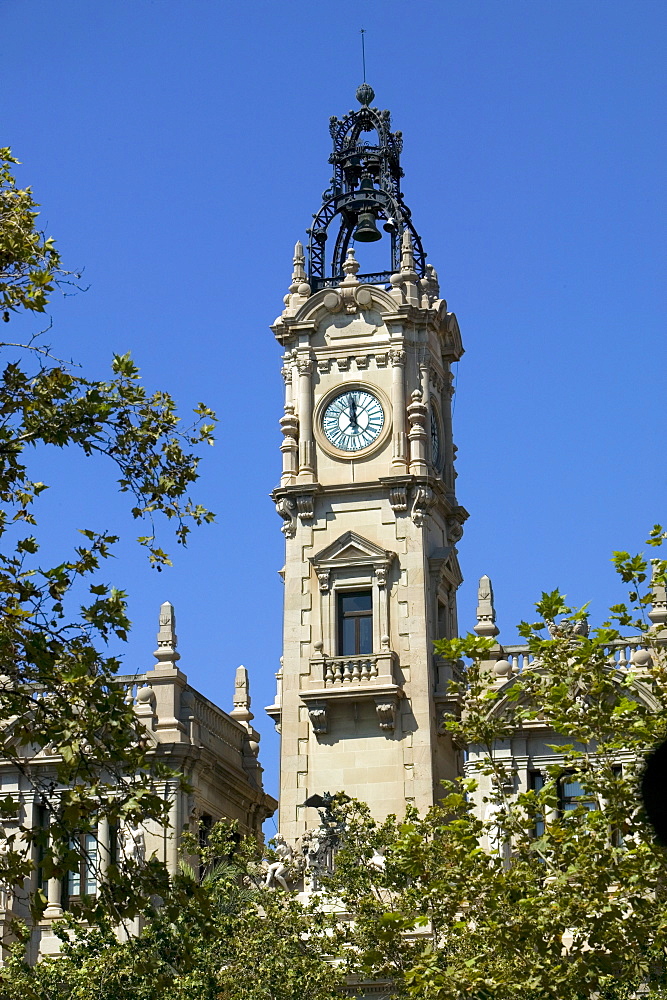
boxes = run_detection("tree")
[320,528,667,999]
[3,536,665,999]
[0,822,344,1000]
[0,148,216,926]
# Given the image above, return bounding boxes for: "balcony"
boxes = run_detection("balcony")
[301,651,402,734]
[321,652,396,688]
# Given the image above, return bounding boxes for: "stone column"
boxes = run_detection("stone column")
[297,357,315,482]
[282,354,294,409]
[419,360,431,465]
[407,389,428,477]
[280,405,299,486]
[44,871,62,919]
[390,349,407,470]
[98,816,111,881]
[442,369,455,492]
[376,566,390,650]
[166,784,180,875]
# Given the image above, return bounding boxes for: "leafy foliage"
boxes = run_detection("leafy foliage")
[0,822,344,1000]
[0,149,216,925]
[317,528,667,999]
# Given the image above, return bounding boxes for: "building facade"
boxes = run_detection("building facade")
[0,602,276,961]
[266,85,468,843]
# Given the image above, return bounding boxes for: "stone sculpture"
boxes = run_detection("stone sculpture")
[264,833,294,890]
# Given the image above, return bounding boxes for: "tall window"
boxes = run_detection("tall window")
[338,591,372,656]
[559,774,596,814]
[64,832,98,905]
[530,772,545,838]
[36,803,48,892]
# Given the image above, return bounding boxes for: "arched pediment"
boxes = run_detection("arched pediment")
[311,530,395,571]
[292,283,403,328]
[485,664,660,721]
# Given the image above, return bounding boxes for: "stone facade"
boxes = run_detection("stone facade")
[268,224,468,842]
[465,575,666,853]
[0,602,276,961]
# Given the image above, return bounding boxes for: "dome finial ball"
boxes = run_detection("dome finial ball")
[356,82,375,106]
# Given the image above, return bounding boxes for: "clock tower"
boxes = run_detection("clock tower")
[266,85,468,843]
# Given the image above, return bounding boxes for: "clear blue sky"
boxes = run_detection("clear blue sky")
[2,0,665,804]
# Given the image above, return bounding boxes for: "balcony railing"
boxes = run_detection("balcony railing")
[315,651,398,690]
[324,655,380,686]
[500,637,659,678]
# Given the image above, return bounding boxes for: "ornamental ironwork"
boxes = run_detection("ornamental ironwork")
[307,84,426,291]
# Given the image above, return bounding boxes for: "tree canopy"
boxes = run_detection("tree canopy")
[2,531,665,999]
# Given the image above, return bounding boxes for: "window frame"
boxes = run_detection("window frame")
[529,771,545,838]
[337,589,373,656]
[63,830,100,907]
[558,772,597,816]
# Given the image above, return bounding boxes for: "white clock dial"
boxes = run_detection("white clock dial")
[322,390,384,452]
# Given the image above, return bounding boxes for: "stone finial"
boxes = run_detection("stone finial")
[474,575,500,638]
[400,228,417,274]
[648,565,667,630]
[422,263,440,304]
[388,230,419,306]
[341,247,360,283]
[230,665,254,725]
[289,241,308,291]
[282,241,311,315]
[153,601,180,665]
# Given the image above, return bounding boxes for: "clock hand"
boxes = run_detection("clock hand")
[348,394,359,429]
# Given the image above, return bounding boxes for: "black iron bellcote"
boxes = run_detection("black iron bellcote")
[307,84,426,292]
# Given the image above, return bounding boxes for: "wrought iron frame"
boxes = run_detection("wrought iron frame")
[307,93,426,291]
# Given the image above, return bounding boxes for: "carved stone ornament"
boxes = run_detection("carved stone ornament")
[295,494,315,520]
[317,358,331,374]
[308,704,328,734]
[187,796,203,827]
[446,514,464,544]
[317,569,331,592]
[336,357,351,372]
[389,348,406,367]
[411,484,435,527]
[389,486,408,513]
[323,290,343,313]
[275,497,296,537]
[355,355,370,370]
[649,566,667,628]
[375,352,388,368]
[429,365,445,393]
[474,575,499,638]
[264,833,296,891]
[375,699,397,731]
[279,405,299,440]
[546,617,589,642]
[375,566,388,588]
[296,358,313,377]
[407,389,427,431]
[153,601,180,665]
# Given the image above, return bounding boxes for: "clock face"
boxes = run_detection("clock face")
[322,389,384,452]
[431,408,440,467]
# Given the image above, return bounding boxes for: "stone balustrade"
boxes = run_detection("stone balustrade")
[324,655,379,686]
[496,637,660,680]
[318,652,398,689]
[501,647,536,675]
[115,673,247,758]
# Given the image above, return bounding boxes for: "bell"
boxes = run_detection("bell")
[353,211,382,243]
